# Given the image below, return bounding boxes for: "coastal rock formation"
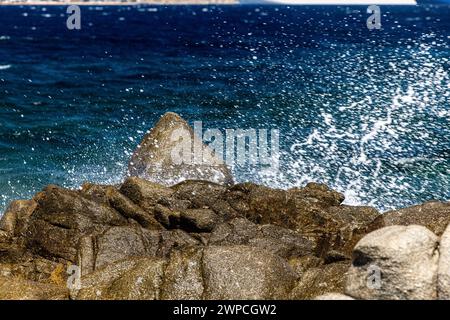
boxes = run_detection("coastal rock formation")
[202,245,297,299]
[127,112,233,186]
[345,225,439,300]
[0,275,68,300]
[224,182,380,258]
[290,262,349,299]
[1,176,369,300]
[373,201,450,236]
[438,223,450,299]
[0,112,449,300]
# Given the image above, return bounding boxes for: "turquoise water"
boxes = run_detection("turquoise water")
[0,5,449,213]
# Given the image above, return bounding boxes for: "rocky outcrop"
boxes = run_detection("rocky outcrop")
[0,112,448,301]
[202,245,297,299]
[224,182,380,259]
[73,245,297,300]
[0,200,37,237]
[438,223,450,299]
[0,275,68,300]
[0,171,382,300]
[0,177,370,299]
[209,218,315,259]
[127,112,233,186]
[372,201,450,236]
[345,225,440,300]
[290,262,349,299]
[313,218,450,301]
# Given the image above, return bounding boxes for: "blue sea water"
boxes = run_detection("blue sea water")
[0,4,449,213]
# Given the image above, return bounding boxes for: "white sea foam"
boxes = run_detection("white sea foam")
[268,33,450,211]
[0,65,11,70]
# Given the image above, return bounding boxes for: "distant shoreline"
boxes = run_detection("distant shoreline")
[0,1,238,5]
[0,1,423,6]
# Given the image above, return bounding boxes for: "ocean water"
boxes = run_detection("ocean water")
[0,5,449,214]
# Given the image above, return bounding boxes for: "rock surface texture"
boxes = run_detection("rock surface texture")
[127,112,233,186]
[345,225,439,300]
[0,112,449,300]
[438,223,450,299]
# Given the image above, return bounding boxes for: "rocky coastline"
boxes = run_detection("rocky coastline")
[0,112,449,300]
[0,1,238,5]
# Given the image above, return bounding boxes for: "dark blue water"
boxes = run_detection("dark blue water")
[0,4,449,213]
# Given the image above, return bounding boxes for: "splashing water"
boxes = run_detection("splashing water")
[257,33,450,210]
[0,5,449,213]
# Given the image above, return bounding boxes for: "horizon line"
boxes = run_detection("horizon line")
[250,0,417,4]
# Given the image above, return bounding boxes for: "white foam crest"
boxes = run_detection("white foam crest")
[276,35,450,210]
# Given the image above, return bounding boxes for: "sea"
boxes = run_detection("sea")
[0,4,449,214]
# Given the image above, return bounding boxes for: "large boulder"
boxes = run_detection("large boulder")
[81,183,162,230]
[317,205,382,257]
[119,177,174,213]
[106,258,166,300]
[225,182,347,228]
[74,257,169,300]
[88,226,200,272]
[74,245,299,300]
[127,112,233,186]
[345,225,439,300]
[179,209,220,232]
[438,223,450,299]
[73,258,144,299]
[290,262,349,299]
[25,185,127,262]
[154,205,221,233]
[202,245,297,299]
[6,181,203,278]
[171,180,238,219]
[375,201,450,236]
[225,182,380,258]
[0,200,37,237]
[209,218,315,259]
[94,226,154,269]
[160,247,204,300]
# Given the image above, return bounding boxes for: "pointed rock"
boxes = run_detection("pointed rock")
[127,112,233,186]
